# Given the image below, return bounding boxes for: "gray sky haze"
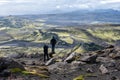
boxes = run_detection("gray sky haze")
[0,0,120,15]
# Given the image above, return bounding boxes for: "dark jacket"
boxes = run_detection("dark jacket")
[50,37,57,46]
[43,45,48,53]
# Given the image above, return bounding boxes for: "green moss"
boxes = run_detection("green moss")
[22,71,49,78]
[61,37,74,44]
[87,29,120,43]
[85,73,97,77]
[10,68,22,73]
[10,68,49,78]
[73,75,84,80]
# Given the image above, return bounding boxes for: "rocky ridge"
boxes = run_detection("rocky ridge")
[0,45,120,80]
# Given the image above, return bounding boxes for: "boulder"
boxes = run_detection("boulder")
[112,52,120,59]
[7,53,19,58]
[71,61,85,70]
[111,76,119,80]
[48,62,67,72]
[96,50,105,54]
[107,61,116,67]
[0,57,25,72]
[31,61,36,65]
[33,53,41,58]
[99,64,109,74]
[0,69,11,77]
[72,61,86,65]
[99,49,115,57]
[115,62,120,71]
[64,52,76,63]
[15,53,26,58]
[86,68,94,73]
[80,54,98,63]
[0,57,25,77]
[106,45,114,49]
[96,57,114,63]
[45,58,55,66]
[49,52,55,58]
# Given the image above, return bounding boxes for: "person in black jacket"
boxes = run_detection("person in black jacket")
[43,44,49,62]
[50,36,57,53]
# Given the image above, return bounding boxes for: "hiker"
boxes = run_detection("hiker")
[43,44,49,62]
[50,36,57,53]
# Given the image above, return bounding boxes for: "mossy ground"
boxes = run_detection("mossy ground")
[0,25,119,57]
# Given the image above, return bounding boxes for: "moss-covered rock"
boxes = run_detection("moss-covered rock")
[73,75,84,80]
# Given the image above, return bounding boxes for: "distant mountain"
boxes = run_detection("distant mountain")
[0,9,119,28]
[44,9,120,24]
[0,16,32,28]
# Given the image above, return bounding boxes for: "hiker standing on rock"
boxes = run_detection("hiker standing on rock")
[50,36,57,53]
[43,44,49,62]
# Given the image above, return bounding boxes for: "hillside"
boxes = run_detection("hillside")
[0,25,120,58]
[0,13,120,55]
[0,44,120,80]
[0,9,120,80]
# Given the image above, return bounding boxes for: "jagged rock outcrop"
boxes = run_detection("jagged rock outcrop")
[64,52,76,63]
[99,64,109,74]
[0,45,120,80]
[0,57,25,77]
[45,58,56,66]
[80,54,98,63]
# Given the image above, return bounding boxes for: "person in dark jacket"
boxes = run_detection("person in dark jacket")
[43,44,49,62]
[50,36,57,53]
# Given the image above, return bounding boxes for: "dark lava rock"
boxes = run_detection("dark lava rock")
[45,58,55,66]
[112,52,120,59]
[111,76,119,80]
[96,50,105,54]
[32,61,36,65]
[99,64,109,74]
[64,52,76,63]
[80,54,98,63]
[86,68,94,73]
[20,61,26,65]
[106,45,114,49]
[49,52,55,58]
[0,57,25,77]
[96,57,114,63]
[0,69,11,77]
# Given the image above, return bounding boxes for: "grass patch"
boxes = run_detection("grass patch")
[73,75,84,80]
[22,71,49,78]
[10,68,22,73]
[56,32,70,37]
[10,68,49,78]
[87,29,120,43]
[61,37,74,44]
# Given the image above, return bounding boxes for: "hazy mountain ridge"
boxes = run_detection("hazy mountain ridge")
[0,9,120,28]
[46,9,120,24]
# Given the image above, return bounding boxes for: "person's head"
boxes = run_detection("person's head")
[52,36,55,39]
